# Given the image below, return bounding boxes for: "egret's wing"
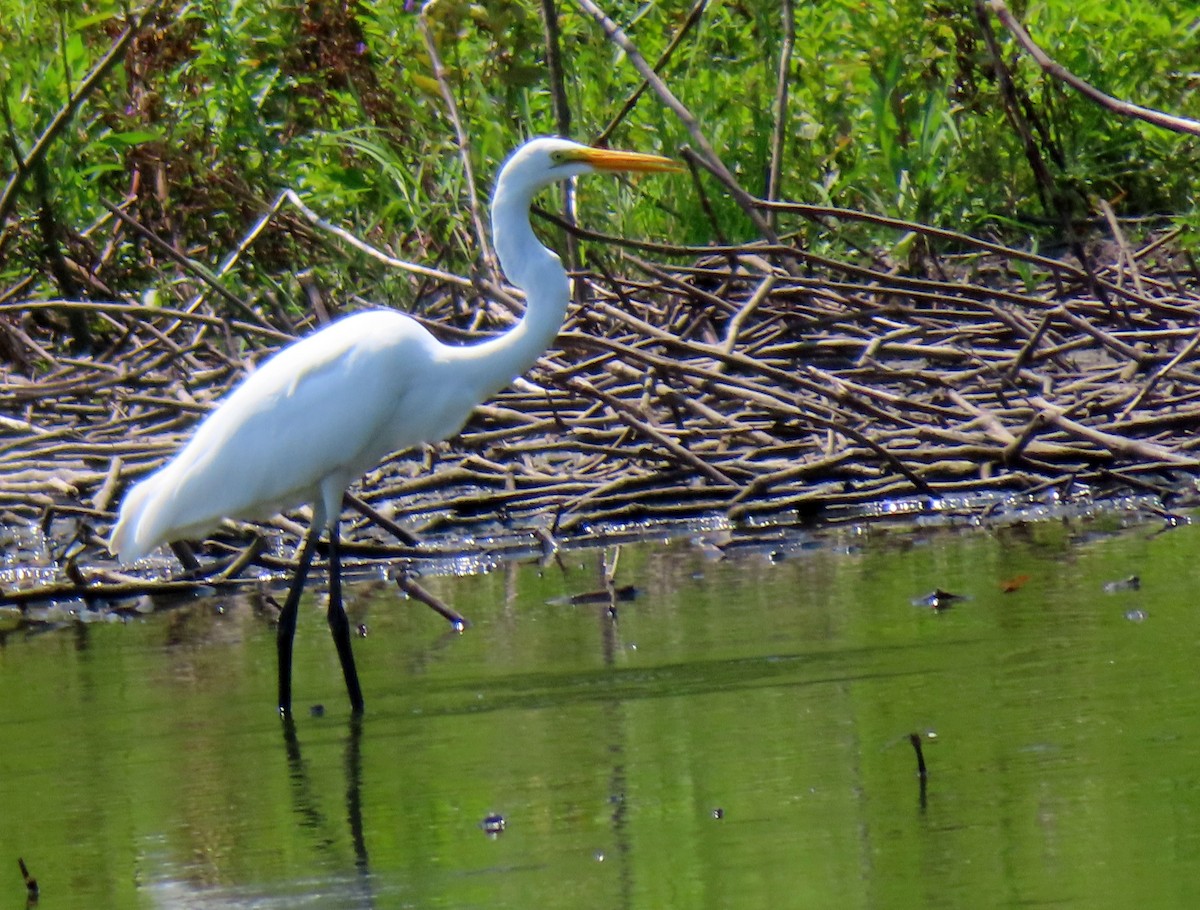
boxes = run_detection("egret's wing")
[111,311,440,560]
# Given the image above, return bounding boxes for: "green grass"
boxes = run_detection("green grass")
[1,0,1197,325]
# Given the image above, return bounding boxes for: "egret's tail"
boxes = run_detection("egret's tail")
[108,474,164,563]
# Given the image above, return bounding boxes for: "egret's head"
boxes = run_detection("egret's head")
[497,136,681,198]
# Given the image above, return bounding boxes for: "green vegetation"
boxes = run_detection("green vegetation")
[1,0,1197,321]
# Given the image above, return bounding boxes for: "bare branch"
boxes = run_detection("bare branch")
[572,0,780,243]
[767,0,795,225]
[419,2,499,280]
[0,3,162,227]
[987,0,1200,138]
[593,0,709,146]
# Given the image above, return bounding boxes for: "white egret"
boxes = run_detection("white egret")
[109,137,680,716]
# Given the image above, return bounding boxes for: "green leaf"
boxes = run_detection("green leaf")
[105,129,161,146]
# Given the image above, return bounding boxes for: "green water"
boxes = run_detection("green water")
[3,516,1200,908]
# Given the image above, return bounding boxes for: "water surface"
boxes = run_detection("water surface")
[3,515,1200,908]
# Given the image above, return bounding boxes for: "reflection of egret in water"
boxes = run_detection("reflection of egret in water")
[143,715,375,909]
[883,728,937,812]
[282,715,372,901]
[137,597,376,910]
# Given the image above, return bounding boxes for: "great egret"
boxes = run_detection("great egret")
[109,137,679,716]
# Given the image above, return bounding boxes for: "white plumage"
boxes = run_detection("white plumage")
[110,310,480,560]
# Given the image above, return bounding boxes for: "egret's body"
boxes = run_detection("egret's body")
[112,310,488,560]
[109,137,678,715]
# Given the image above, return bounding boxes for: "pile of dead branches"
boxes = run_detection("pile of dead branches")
[2,201,1199,594]
[281,212,1200,534]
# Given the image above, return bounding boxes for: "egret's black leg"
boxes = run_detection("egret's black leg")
[278,521,321,717]
[326,519,365,713]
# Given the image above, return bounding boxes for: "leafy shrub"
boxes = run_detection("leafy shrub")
[1,0,1196,318]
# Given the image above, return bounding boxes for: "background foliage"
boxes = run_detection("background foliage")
[0,0,1197,325]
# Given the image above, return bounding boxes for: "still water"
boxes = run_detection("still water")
[3,514,1200,908]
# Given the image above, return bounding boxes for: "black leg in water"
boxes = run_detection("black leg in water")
[326,521,365,713]
[277,521,321,717]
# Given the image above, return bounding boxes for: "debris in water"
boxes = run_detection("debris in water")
[395,573,468,628]
[911,589,966,610]
[480,813,506,837]
[549,585,640,606]
[999,574,1031,593]
[0,606,22,632]
[1102,575,1140,593]
[1124,609,1149,623]
[535,526,559,559]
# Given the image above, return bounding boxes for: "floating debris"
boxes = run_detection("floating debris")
[480,813,506,837]
[546,584,640,607]
[561,584,640,606]
[999,574,1032,593]
[1103,575,1141,593]
[911,589,967,611]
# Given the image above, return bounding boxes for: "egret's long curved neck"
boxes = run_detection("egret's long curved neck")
[448,171,571,400]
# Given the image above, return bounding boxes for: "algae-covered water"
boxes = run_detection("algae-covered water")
[3,514,1200,908]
